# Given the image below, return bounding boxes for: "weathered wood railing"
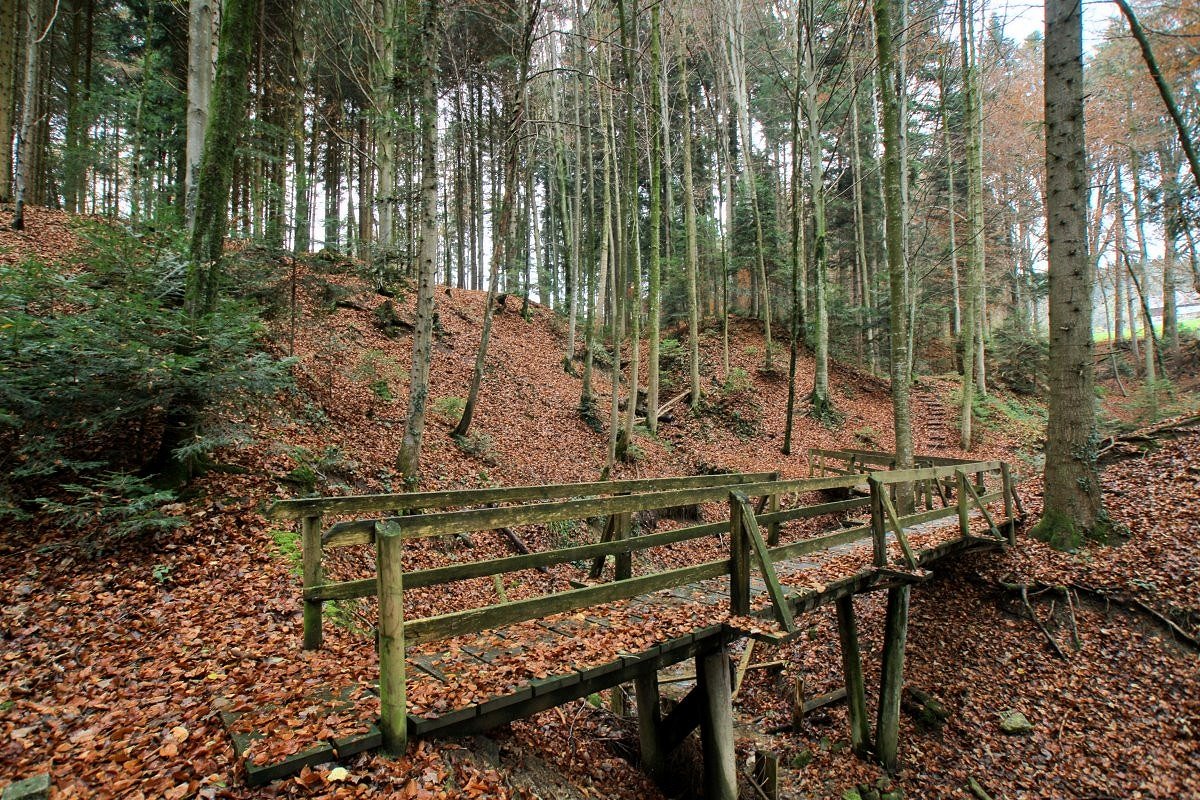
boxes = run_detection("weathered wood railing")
[267,472,777,649]
[269,459,1021,755]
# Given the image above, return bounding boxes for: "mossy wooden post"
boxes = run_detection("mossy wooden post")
[835,595,871,756]
[767,472,781,545]
[301,515,324,650]
[1000,462,1015,545]
[376,522,407,756]
[728,494,751,615]
[634,672,665,782]
[875,585,910,771]
[957,471,970,537]
[615,510,633,581]
[697,645,737,800]
[868,477,887,567]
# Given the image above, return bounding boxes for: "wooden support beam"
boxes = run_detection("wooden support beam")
[728,496,751,616]
[957,470,1001,538]
[660,683,705,754]
[301,515,323,650]
[615,511,633,581]
[376,521,407,756]
[879,491,919,569]
[589,514,616,579]
[1000,463,1016,545]
[635,673,665,782]
[836,596,871,756]
[731,492,795,632]
[875,586,910,772]
[697,647,738,800]
[869,477,887,567]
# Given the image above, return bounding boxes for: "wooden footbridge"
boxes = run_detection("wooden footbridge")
[248,449,1023,796]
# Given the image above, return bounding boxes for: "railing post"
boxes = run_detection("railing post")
[376,521,407,756]
[301,514,324,650]
[868,476,887,567]
[615,510,633,581]
[767,472,781,546]
[728,493,751,615]
[956,470,970,538]
[1000,462,1015,545]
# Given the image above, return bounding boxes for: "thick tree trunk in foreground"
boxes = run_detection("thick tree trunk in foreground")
[1033,0,1108,548]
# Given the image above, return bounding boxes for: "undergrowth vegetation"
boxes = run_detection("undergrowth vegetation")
[0,219,290,549]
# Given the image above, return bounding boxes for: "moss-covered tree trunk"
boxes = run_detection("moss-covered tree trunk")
[1033,0,1107,548]
[187,0,261,316]
[0,0,18,204]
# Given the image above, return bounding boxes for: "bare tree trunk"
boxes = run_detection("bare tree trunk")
[185,0,215,230]
[396,0,440,482]
[958,0,984,450]
[725,0,772,369]
[872,0,914,504]
[802,0,830,417]
[11,0,44,230]
[454,1,538,440]
[1034,0,1107,547]
[679,47,702,410]
[0,0,19,204]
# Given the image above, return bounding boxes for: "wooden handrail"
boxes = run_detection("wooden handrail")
[267,471,775,520]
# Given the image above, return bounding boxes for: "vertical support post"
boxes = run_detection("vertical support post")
[868,476,887,567]
[376,522,407,756]
[728,493,750,615]
[615,510,633,580]
[1000,462,1015,545]
[697,646,737,800]
[875,585,910,772]
[835,595,871,756]
[301,514,324,650]
[957,470,970,537]
[634,672,665,782]
[767,478,781,547]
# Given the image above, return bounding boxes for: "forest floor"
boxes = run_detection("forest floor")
[1,211,1197,799]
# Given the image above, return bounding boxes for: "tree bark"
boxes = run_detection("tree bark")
[11,0,44,230]
[396,0,440,482]
[1034,0,1107,548]
[872,0,914,503]
[185,0,215,230]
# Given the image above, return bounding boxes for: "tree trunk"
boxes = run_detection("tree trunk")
[0,0,18,204]
[803,0,830,417]
[396,0,440,482]
[679,49,701,410]
[11,0,44,230]
[1033,0,1107,548]
[958,0,984,450]
[187,0,261,314]
[872,0,914,504]
[185,0,215,230]
[645,3,662,434]
[454,2,537,440]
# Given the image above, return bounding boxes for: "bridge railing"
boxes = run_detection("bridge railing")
[270,459,1020,754]
[267,472,778,649]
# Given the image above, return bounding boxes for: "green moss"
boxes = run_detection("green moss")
[1030,508,1117,551]
[270,528,302,573]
